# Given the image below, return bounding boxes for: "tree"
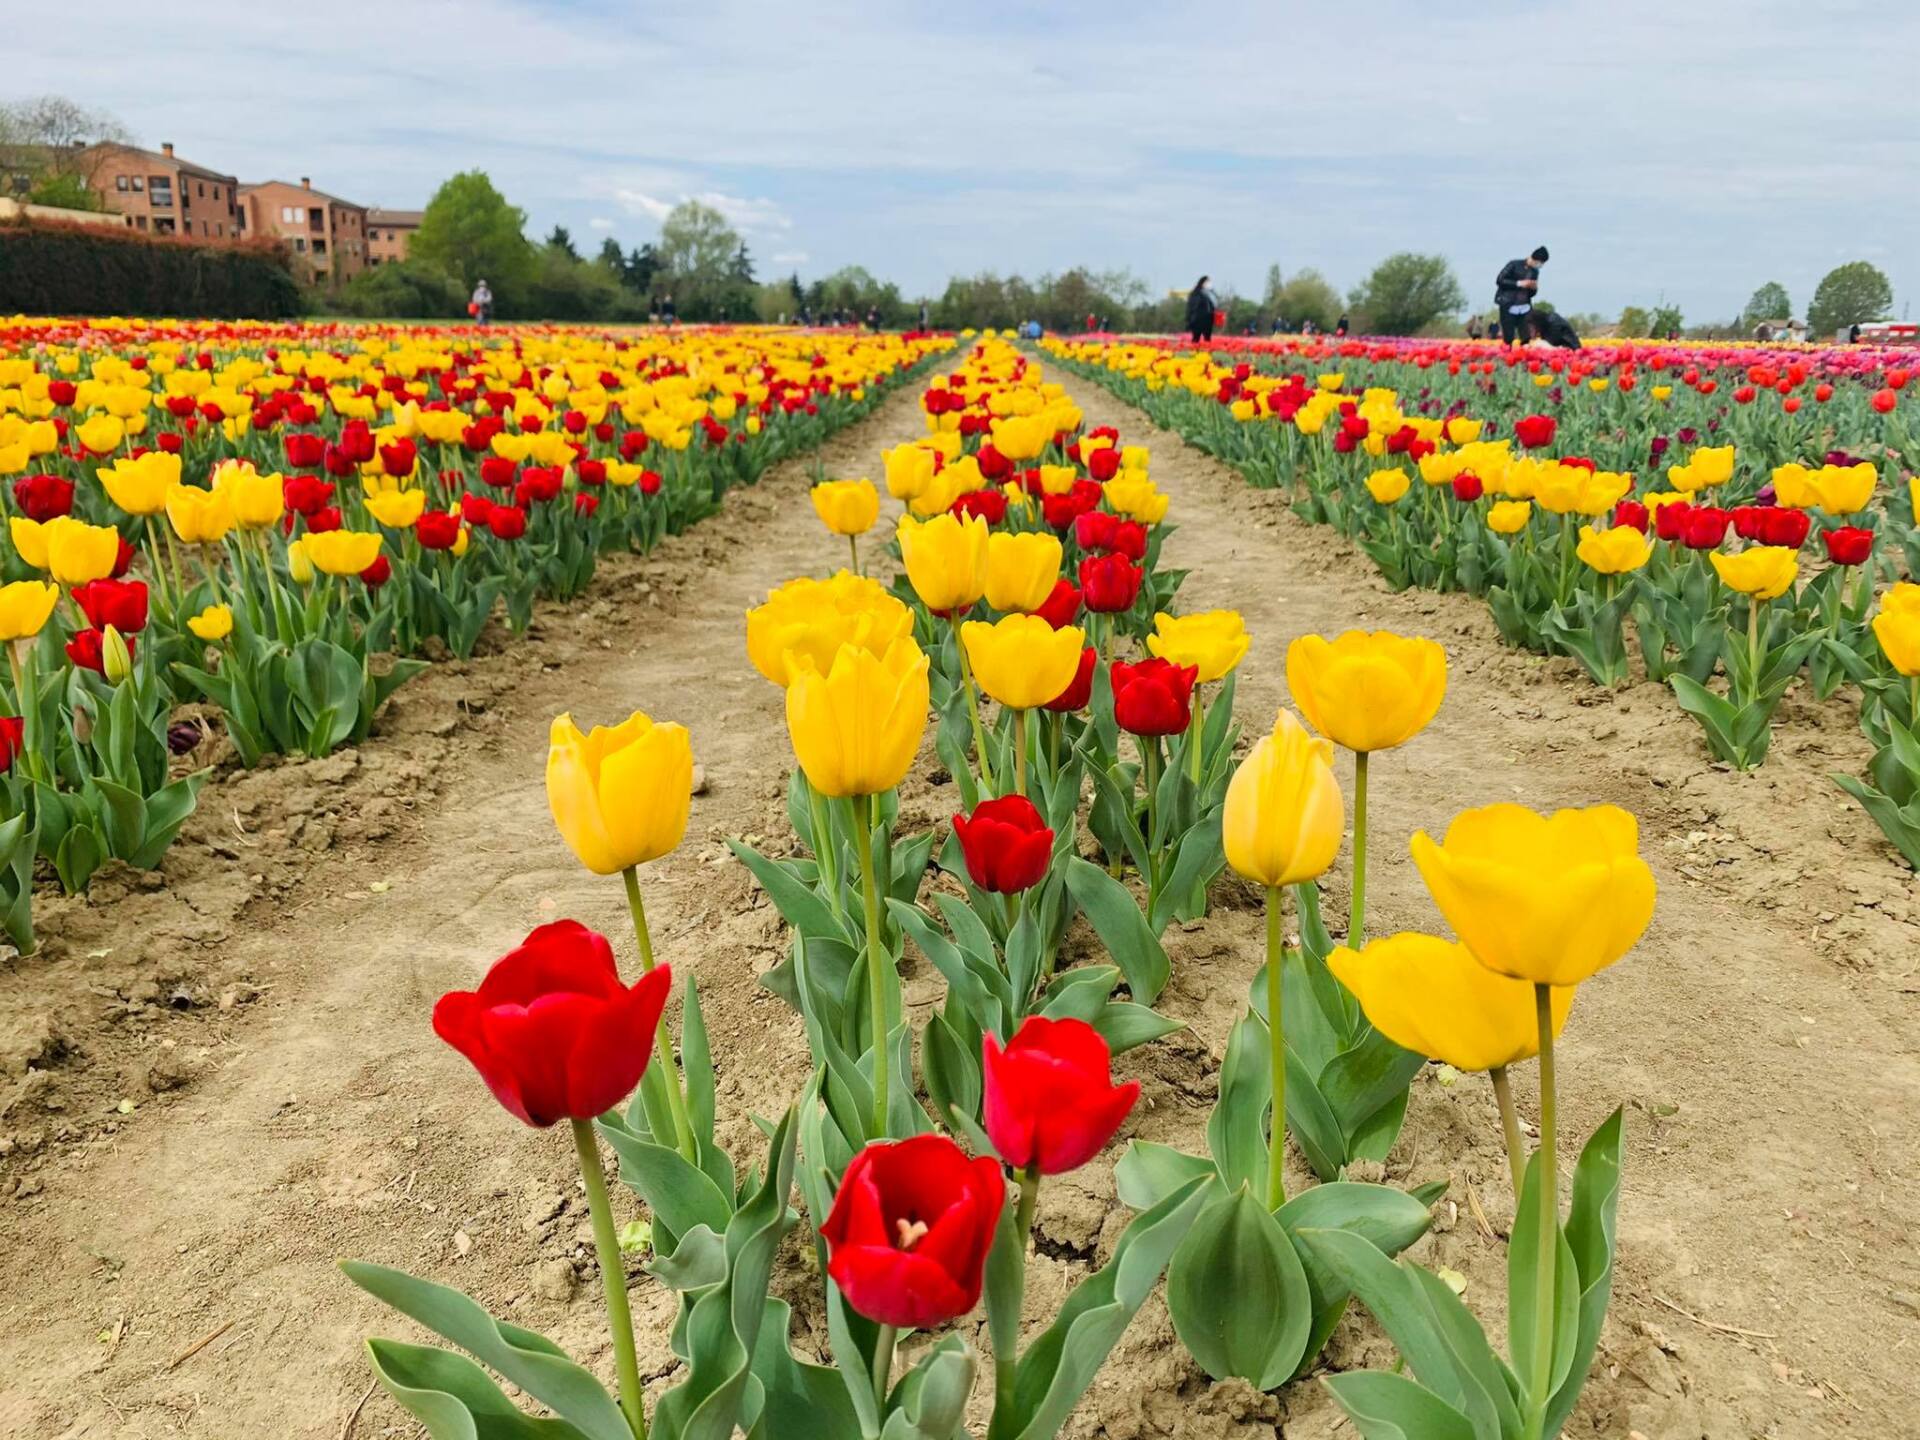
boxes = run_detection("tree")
[1261,263,1285,309]
[1275,268,1342,332]
[1617,305,1650,338]
[0,94,129,191]
[1347,253,1463,336]
[625,243,659,297]
[546,225,578,260]
[411,171,534,305]
[655,200,747,319]
[1648,303,1684,337]
[1741,281,1791,328]
[25,172,101,211]
[595,236,624,271]
[1807,261,1893,337]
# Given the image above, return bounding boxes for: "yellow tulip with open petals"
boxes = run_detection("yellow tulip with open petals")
[187,603,234,642]
[44,517,123,585]
[98,450,180,515]
[0,580,59,641]
[984,531,1062,614]
[961,614,1086,711]
[1286,630,1446,753]
[1328,933,1574,1073]
[1223,709,1343,888]
[1575,523,1650,575]
[1410,802,1655,988]
[165,484,234,545]
[365,487,428,529]
[784,636,931,799]
[898,512,989,614]
[1148,610,1250,684]
[211,460,285,530]
[300,529,384,577]
[76,414,124,456]
[1872,583,1920,676]
[1487,500,1532,534]
[546,710,694,875]
[811,478,880,536]
[1710,546,1798,600]
[745,571,914,686]
[1103,471,1170,523]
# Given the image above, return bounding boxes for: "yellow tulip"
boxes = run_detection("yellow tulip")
[811,478,880,536]
[990,412,1052,462]
[1873,584,1920,675]
[960,614,1086,710]
[1665,445,1734,492]
[188,603,234,642]
[546,710,694,875]
[8,516,50,570]
[984,531,1062,613]
[898,512,989,613]
[883,444,936,501]
[165,484,234,545]
[1810,461,1876,515]
[1147,610,1250,684]
[1223,709,1344,888]
[1103,471,1169,523]
[1575,523,1650,575]
[44,517,123,585]
[98,450,181,515]
[76,413,124,455]
[1710,546,1797,601]
[1328,934,1574,1073]
[1444,417,1483,445]
[745,571,914,685]
[0,579,59,641]
[300,529,384,577]
[365,488,428,529]
[1487,500,1532,534]
[287,537,316,584]
[1365,469,1410,505]
[102,625,134,684]
[1286,630,1446,753]
[1410,803,1655,987]
[1651,385,1673,401]
[784,637,931,798]
[212,460,286,530]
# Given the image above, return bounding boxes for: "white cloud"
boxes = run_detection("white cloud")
[771,251,809,267]
[587,216,615,231]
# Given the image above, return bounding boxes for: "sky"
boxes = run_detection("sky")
[15,0,1917,323]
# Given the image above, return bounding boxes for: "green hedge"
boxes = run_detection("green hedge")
[0,219,302,318]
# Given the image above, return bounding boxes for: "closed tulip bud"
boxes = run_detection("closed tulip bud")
[1709,545,1798,600]
[1032,577,1082,630]
[101,625,133,685]
[546,710,693,875]
[1410,803,1655,988]
[961,613,1087,711]
[1872,584,1920,675]
[952,793,1054,893]
[785,637,931,798]
[984,530,1063,614]
[1223,710,1343,888]
[898,512,989,615]
[1328,933,1574,1073]
[1286,630,1447,753]
[1078,552,1143,614]
[811,477,880,536]
[983,1016,1140,1174]
[1146,609,1250,684]
[1575,523,1651,575]
[286,537,316,584]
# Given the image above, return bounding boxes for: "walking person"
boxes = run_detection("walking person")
[1494,245,1549,345]
[1185,276,1218,344]
[469,278,493,325]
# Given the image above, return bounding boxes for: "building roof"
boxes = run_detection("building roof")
[87,142,235,184]
[367,208,424,227]
[239,179,365,210]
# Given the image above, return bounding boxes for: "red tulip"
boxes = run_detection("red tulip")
[1822,526,1874,566]
[1680,506,1731,550]
[1031,578,1082,630]
[1612,500,1649,533]
[283,474,335,515]
[339,418,376,463]
[46,380,75,407]
[983,1016,1140,1175]
[1110,656,1196,736]
[66,627,129,674]
[1757,506,1810,548]
[1872,388,1898,414]
[12,474,73,521]
[820,1134,1005,1330]
[952,795,1054,893]
[1450,473,1483,503]
[951,488,1008,525]
[1043,646,1097,713]
[1087,447,1120,481]
[1513,414,1557,449]
[1654,500,1692,543]
[306,505,343,534]
[1078,553,1143,614]
[432,920,673,1127]
[1814,383,1834,403]
[283,433,326,469]
[640,470,663,496]
[480,456,518,490]
[360,555,393,589]
[111,536,137,579]
[1073,511,1120,553]
[72,579,149,634]
[487,505,528,540]
[0,715,21,772]
[976,444,1011,480]
[416,509,462,550]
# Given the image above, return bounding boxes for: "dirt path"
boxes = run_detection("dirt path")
[2,357,1915,1440]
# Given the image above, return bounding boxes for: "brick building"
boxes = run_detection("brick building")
[82,142,242,239]
[367,208,423,267]
[237,178,369,285]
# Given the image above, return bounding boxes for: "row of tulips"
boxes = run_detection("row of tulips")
[1045,335,1920,870]
[344,339,1656,1440]
[0,324,953,950]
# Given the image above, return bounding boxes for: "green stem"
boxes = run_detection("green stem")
[849,532,860,576]
[870,1322,898,1421]
[142,515,174,616]
[1141,739,1161,903]
[808,783,843,920]
[1013,708,1027,797]
[570,1119,647,1440]
[1527,983,1559,1437]
[1489,1065,1526,1202]
[1350,750,1370,947]
[8,643,44,786]
[950,613,995,791]
[852,794,891,1136]
[1746,597,1761,705]
[621,868,698,1165]
[1264,884,1288,1210]
[992,1165,1043,1431]
[1188,689,1206,785]
[1047,710,1061,777]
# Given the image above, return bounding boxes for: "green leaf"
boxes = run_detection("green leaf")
[1277,1181,1436,1366]
[1318,1029,1426,1154]
[1090,1001,1183,1055]
[881,1336,975,1440]
[1321,1371,1479,1440]
[1167,1185,1312,1388]
[1113,1141,1219,1213]
[747,1298,862,1440]
[1544,1109,1624,1438]
[1506,1148,1582,1411]
[681,974,716,1143]
[1063,856,1169,1004]
[364,1338,589,1439]
[339,1263,631,1440]
[1207,1010,1270,1197]
[596,1125,734,1240]
[729,839,851,946]
[647,1224,727,1293]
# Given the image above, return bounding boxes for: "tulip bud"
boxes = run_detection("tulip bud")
[287,538,315,584]
[102,625,133,685]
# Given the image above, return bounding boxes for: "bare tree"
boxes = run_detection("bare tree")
[0,94,132,181]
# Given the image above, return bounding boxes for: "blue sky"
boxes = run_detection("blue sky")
[17,0,1917,322]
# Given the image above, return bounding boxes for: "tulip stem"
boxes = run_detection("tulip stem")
[570,1119,648,1440]
[853,795,891,1137]
[1489,1065,1526,1202]
[8,643,44,786]
[950,614,995,792]
[1526,983,1559,1439]
[848,533,860,577]
[1264,884,1288,1210]
[1188,691,1206,786]
[1013,709,1028,796]
[991,1163,1043,1433]
[621,868,699,1166]
[870,1322,898,1415]
[1047,710,1061,778]
[142,516,175,617]
[1746,598,1761,705]
[808,784,843,921]
[1350,750,1370,947]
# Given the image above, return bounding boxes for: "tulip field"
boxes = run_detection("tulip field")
[1,322,1915,1440]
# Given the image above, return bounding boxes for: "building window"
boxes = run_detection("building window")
[292,236,306,252]
[135,216,147,230]
[116,175,129,191]
[131,176,144,191]
[211,185,220,199]
[149,180,171,206]
[215,223,223,237]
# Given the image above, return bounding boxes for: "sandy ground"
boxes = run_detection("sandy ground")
[2,360,1917,1440]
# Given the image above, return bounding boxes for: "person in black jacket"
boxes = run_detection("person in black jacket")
[1493,246,1548,345]
[1186,277,1218,343]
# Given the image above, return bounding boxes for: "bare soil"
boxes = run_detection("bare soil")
[2,363,1915,1440]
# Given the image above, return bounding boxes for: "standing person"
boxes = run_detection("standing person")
[660,293,676,324]
[1493,245,1549,345]
[917,300,929,331]
[469,278,493,325]
[1185,276,1218,344]
[1334,314,1350,336]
